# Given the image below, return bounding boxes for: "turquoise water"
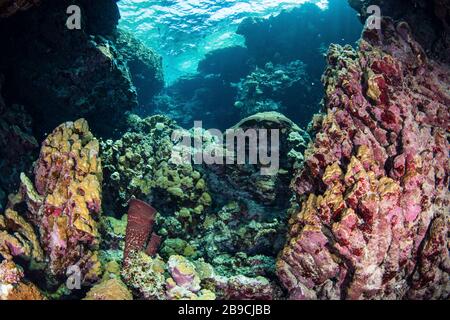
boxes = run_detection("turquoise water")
[118,0,329,83]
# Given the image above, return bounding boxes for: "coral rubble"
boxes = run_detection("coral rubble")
[277,19,450,300]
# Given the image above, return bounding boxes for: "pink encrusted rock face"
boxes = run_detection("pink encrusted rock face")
[277,18,449,300]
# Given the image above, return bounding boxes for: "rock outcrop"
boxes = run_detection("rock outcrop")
[349,0,450,64]
[277,19,449,300]
[0,0,163,138]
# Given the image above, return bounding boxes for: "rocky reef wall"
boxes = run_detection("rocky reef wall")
[277,18,449,300]
[349,0,450,64]
[0,0,163,138]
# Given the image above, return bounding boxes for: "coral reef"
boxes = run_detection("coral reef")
[0,0,448,302]
[234,61,315,121]
[121,251,279,300]
[237,1,362,79]
[150,74,240,130]
[114,29,164,106]
[9,119,103,285]
[277,19,450,300]
[205,112,310,210]
[197,46,252,83]
[101,114,212,238]
[0,260,45,300]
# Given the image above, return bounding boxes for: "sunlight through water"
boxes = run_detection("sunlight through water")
[118,0,329,83]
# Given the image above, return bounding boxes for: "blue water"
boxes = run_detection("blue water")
[118,0,330,83]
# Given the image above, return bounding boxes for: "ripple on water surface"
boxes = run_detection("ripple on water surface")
[118,0,329,83]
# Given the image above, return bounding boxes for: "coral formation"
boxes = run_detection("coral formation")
[0,0,448,302]
[121,251,279,300]
[121,251,167,300]
[114,29,164,106]
[0,208,44,263]
[84,278,133,300]
[197,46,251,83]
[348,0,450,63]
[150,74,241,130]
[9,119,103,284]
[101,114,212,238]
[277,19,450,300]
[234,61,314,120]
[237,1,362,79]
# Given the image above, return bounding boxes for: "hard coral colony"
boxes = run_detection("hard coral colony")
[0,0,448,301]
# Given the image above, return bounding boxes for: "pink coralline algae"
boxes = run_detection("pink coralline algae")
[277,19,449,300]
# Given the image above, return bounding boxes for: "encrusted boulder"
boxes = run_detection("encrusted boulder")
[11,119,103,284]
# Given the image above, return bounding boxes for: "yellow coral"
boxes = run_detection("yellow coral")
[84,278,133,300]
